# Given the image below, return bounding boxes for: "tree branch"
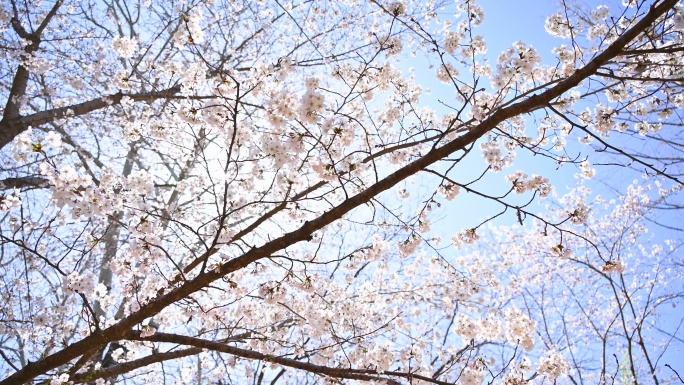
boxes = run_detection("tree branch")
[0,177,51,190]
[0,85,181,150]
[70,347,202,383]
[127,331,429,385]
[3,1,63,121]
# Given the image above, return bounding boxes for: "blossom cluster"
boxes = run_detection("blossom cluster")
[397,235,422,258]
[551,244,572,259]
[568,202,590,224]
[174,9,205,47]
[0,190,21,212]
[63,271,96,295]
[436,62,459,83]
[579,159,596,179]
[111,36,138,58]
[443,31,462,55]
[536,350,570,379]
[455,314,503,341]
[437,183,460,200]
[493,42,541,90]
[601,260,626,274]
[259,281,287,304]
[480,139,513,171]
[386,1,406,16]
[265,89,298,128]
[545,13,576,38]
[451,228,480,249]
[592,104,616,136]
[505,171,551,197]
[504,309,536,351]
[298,87,325,125]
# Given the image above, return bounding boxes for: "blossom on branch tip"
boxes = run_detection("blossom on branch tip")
[438,183,460,200]
[386,1,406,16]
[551,244,572,259]
[111,36,138,58]
[580,160,595,179]
[537,350,570,379]
[50,373,71,385]
[602,260,625,274]
[505,309,536,351]
[568,203,590,225]
[140,325,156,337]
[259,281,287,304]
[545,13,576,38]
[436,62,459,83]
[0,190,21,212]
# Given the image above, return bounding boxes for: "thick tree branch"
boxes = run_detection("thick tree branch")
[0,177,51,190]
[3,1,63,121]
[70,347,202,383]
[126,331,431,385]
[0,85,181,150]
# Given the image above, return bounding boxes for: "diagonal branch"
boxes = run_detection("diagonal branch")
[3,0,64,120]
[126,331,419,385]
[0,85,181,150]
[70,346,202,383]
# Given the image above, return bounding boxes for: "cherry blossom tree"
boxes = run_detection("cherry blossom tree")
[1,0,683,384]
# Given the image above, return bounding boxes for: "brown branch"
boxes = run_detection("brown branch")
[621,46,684,55]
[125,331,427,385]
[34,0,63,38]
[0,85,181,151]
[595,70,684,83]
[0,177,51,190]
[0,350,19,372]
[3,1,63,121]
[666,364,684,384]
[70,347,202,383]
